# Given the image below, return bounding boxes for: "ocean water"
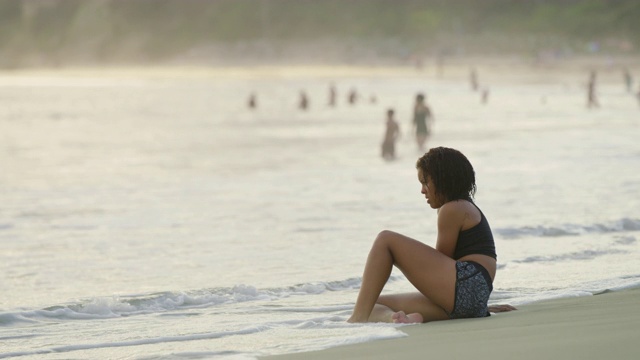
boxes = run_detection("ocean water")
[1,66,639,359]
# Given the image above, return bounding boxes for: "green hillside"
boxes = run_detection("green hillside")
[1,0,639,67]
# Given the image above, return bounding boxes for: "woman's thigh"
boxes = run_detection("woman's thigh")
[377,230,457,313]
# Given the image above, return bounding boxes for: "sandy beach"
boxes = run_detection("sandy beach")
[264,288,640,360]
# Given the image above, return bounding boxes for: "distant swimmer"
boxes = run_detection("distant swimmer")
[623,69,633,93]
[328,83,337,107]
[587,71,599,109]
[381,108,400,161]
[412,93,433,152]
[481,88,490,104]
[299,90,309,110]
[348,88,358,105]
[247,93,257,110]
[470,68,479,91]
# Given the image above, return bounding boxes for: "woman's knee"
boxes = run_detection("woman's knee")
[373,230,397,248]
[375,230,399,242]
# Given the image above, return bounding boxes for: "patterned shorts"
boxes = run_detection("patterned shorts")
[449,261,493,319]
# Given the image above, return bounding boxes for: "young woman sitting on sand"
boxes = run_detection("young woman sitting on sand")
[348,147,515,323]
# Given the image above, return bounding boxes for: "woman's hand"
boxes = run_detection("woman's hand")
[488,304,518,313]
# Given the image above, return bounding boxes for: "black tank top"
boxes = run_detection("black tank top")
[453,202,497,260]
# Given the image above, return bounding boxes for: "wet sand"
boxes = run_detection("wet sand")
[264,288,640,360]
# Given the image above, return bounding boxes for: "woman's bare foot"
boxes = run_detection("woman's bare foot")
[392,311,424,324]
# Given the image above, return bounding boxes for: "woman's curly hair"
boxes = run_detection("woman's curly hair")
[416,147,476,202]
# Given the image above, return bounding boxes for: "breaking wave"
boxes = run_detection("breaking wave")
[0,276,381,324]
[495,218,640,239]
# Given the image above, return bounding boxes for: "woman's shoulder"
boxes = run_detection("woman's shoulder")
[438,200,469,220]
[440,199,475,211]
[439,200,481,227]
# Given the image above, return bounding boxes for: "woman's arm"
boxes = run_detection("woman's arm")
[435,202,465,258]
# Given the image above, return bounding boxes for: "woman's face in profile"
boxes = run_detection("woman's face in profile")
[418,170,441,209]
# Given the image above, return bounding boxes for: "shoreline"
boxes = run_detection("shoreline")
[0,57,637,86]
[263,288,640,360]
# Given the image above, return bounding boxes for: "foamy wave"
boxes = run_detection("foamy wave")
[0,325,270,359]
[0,313,39,326]
[513,248,627,263]
[0,315,404,360]
[495,218,640,239]
[491,276,640,306]
[1,277,369,323]
[614,235,637,245]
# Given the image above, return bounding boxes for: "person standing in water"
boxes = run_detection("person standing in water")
[299,90,309,110]
[470,68,479,91]
[247,93,257,110]
[348,88,358,105]
[623,68,633,93]
[587,71,599,109]
[348,147,515,324]
[481,88,490,105]
[412,93,433,152]
[381,108,400,160]
[328,83,337,107]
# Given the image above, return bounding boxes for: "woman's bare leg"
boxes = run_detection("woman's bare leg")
[379,293,450,323]
[347,231,395,323]
[348,230,457,323]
